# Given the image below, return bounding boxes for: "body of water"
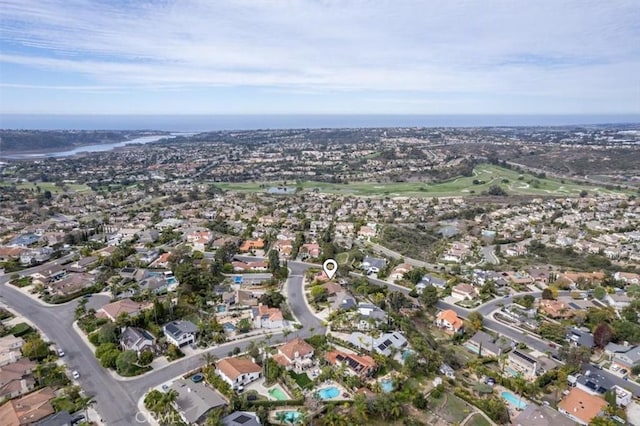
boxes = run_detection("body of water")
[2,114,639,132]
[317,386,340,400]
[1,134,179,159]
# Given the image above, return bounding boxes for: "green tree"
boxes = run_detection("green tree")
[22,336,49,360]
[115,350,138,376]
[420,285,439,307]
[138,350,154,366]
[541,288,555,300]
[593,286,606,300]
[467,311,484,332]
[237,318,252,333]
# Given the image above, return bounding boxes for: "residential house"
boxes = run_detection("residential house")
[360,256,386,274]
[0,247,24,262]
[169,379,227,425]
[273,338,314,370]
[389,263,412,281]
[507,350,538,379]
[451,283,479,301]
[566,328,594,349]
[438,363,456,379]
[347,331,408,357]
[419,274,447,290]
[299,243,321,259]
[221,411,261,426]
[512,403,578,426]
[34,410,74,426]
[605,292,632,310]
[30,265,66,285]
[466,331,514,357]
[0,336,24,367]
[251,305,284,329]
[163,320,197,347]
[538,299,574,319]
[138,229,159,245]
[19,248,53,266]
[239,239,264,253]
[325,350,376,377]
[611,345,640,373]
[96,299,145,322]
[120,327,156,355]
[0,358,36,400]
[216,358,261,390]
[0,386,56,426]
[187,230,213,252]
[66,256,98,273]
[357,225,377,240]
[614,271,640,285]
[435,310,464,334]
[557,388,607,425]
[356,303,388,330]
[48,273,94,297]
[333,292,357,312]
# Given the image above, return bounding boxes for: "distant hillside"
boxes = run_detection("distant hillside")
[0,130,148,152]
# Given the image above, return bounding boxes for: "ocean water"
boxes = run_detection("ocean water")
[2,114,639,131]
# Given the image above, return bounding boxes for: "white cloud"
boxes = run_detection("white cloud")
[1,0,639,112]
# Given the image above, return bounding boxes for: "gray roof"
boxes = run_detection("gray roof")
[35,410,73,426]
[361,256,386,270]
[469,330,513,355]
[605,342,632,354]
[169,379,227,424]
[566,328,594,348]
[577,371,615,395]
[222,411,261,426]
[513,404,578,426]
[348,331,408,356]
[332,292,356,310]
[120,327,155,351]
[164,320,197,339]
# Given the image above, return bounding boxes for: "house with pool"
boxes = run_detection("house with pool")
[325,349,377,377]
[273,338,315,371]
[216,357,262,390]
[506,349,538,379]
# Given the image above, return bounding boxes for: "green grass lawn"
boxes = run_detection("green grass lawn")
[440,394,474,424]
[211,164,626,198]
[0,181,92,194]
[466,413,492,426]
[288,370,313,389]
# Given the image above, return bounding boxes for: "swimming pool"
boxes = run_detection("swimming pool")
[277,411,300,424]
[401,349,414,361]
[166,277,177,285]
[381,379,394,393]
[317,386,340,400]
[269,388,288,401]
[501,391,526,409]
[216,304,227,313]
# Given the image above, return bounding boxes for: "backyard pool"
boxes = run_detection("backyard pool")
[216,304,227,313]
[317,386,340,400]
[380,378,394,393]
[167,277,177,285]
[501,391,527,409]
[269,388,288,401]
[401,349,414,361]
[277,411,301,424]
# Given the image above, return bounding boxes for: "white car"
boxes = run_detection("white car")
[72,370,80,379]
[57,348,65,357]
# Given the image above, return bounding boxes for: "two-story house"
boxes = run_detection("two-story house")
[163,320,197,347]
[273,338,314,370]
[215,357,261,390]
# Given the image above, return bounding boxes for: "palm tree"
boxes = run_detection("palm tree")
[514,374,527,409]
[351,393,368,423]
[159,389,178,415]
[388,397,403,420]
[201,352,217,375]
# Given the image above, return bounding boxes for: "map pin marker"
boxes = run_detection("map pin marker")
[322,259,338,280]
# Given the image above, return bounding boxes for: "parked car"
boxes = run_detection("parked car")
[72,370,80,379]
[57,348,65,357]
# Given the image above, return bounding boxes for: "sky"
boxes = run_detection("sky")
[0,0,639,115]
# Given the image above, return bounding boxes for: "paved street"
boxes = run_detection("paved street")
[2,249,638,426]
[0,256,323,425]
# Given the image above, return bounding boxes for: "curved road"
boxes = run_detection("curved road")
[0,259,323,425]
